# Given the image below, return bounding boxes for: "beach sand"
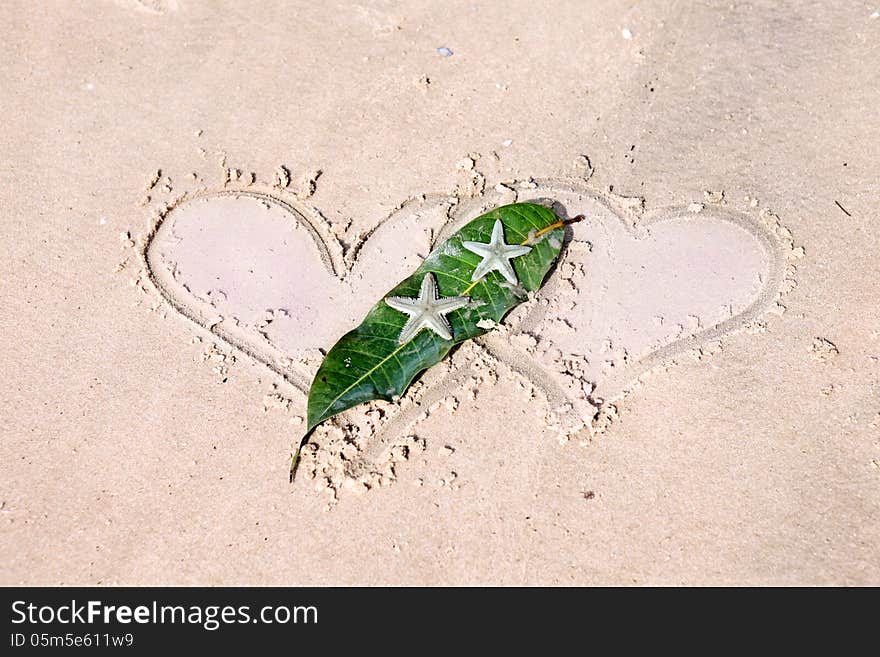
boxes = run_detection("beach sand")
[1,0,878,585]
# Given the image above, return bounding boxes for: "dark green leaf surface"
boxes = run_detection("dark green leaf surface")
[306,202,565,431]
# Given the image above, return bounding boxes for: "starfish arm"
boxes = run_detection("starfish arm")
[490,219,506,245]
[423,313,453,341]
[462,240,492,257]
[396,314,424,344]
[470,257,494,281]
[420,272,438,301]
[386,296,419,313]
[504,244,533,258]
[432,295,470,313]
[497,258,519,285]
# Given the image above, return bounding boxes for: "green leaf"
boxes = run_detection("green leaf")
[305,202,566,432]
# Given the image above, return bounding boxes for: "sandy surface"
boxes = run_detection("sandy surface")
[1,0,878,585]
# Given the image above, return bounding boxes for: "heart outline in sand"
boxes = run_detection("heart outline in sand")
[143,178,794,446]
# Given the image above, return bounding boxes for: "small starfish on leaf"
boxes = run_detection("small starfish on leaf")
[385,272,469,344]
[462,218,532,284]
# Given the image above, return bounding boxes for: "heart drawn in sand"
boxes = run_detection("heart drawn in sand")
[144,179,792,442]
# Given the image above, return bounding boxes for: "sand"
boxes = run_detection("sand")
[1,0,878,585]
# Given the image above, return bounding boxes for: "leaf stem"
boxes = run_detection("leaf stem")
[289,426,316,482]
[521,214,585,245]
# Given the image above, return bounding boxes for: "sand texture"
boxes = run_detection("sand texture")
[1,0,878,585]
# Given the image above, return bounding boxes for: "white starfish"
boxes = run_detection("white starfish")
[385,272,469,344]
[462,219,532,285]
